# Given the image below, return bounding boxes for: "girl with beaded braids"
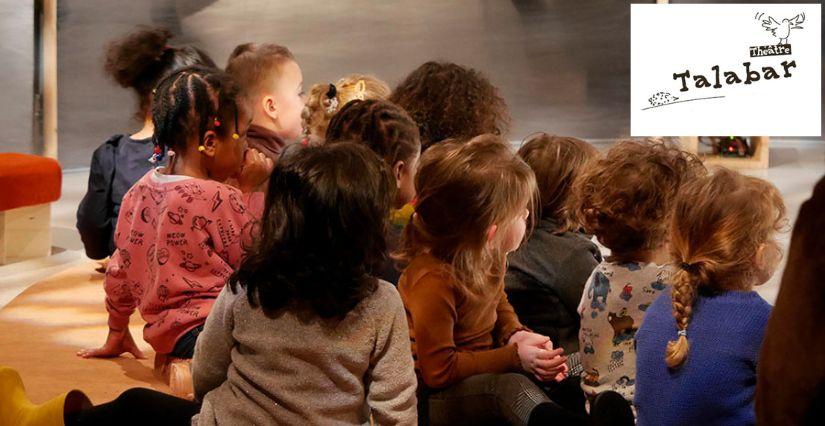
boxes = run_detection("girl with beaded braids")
[77,26,217,262]
[634,168,786,426]
[78,66,272,397]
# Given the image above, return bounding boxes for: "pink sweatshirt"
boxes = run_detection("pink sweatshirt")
[104,169,260,354]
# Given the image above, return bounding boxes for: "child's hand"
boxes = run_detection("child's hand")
[77,327,145,359]
[237,148,274,193]
[517,343,566,382]
[509,330,551,348]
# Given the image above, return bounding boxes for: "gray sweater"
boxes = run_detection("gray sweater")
[505,218,601,353]
[191,281,418,425]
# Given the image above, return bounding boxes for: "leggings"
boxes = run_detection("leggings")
[66,388,200,426]
[423,373,586,426]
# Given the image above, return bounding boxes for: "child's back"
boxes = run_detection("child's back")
[635,288,770,425]
[193,281,414,425]
[106,170,256,354]
[633,168,786,425]
[578,260,669,400]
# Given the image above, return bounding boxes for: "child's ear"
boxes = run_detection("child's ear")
[393,160,405,188]
[487,224,498,242]
[200,130,219,157]
[262,95,278,121]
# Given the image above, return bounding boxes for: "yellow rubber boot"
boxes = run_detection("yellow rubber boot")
[0,366,89,426]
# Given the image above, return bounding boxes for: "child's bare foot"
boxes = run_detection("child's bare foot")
[77,328,145,359]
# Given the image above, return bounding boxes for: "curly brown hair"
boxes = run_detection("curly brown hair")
[568,139,705,256]
[389,61,510,150]
[665,168,786,368]
[104,26,216,120]
[517,133,599,229]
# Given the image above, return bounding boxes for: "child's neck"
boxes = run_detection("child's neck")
[609,245,669,265]
[250,116,280,135]
[130,116,154,140]
[162,147,210,180]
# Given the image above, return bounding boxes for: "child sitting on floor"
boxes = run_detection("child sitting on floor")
[505,133,601,354]
[398,135,629,426]
[77,66,271,394]
[570,140,705,411]
[325,99,421,284]
[303,74,391,145]
[4,142,418,426]
[635,168,786,425]
[225,43,305,163]
[76,26,216,262]
[390,61,510,150]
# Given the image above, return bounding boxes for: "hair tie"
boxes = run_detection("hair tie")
[148,144,163,164]
[325,83,337,99]
[677,329,687,337]
[324,83,339,114]
[680,262,700,274]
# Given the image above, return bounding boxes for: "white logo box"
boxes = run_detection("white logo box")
[631,3,821,136]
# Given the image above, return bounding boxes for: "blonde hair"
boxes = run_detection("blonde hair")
[303,74,391,142]
[396,134,537,295]
[666,167,787,368]
[517,133,599,230]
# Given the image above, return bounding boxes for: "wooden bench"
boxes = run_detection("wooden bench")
[0,153,62,265]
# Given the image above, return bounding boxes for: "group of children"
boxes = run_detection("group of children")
[0,26,799,426]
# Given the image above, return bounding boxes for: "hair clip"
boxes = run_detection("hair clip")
[353,79,366,101]
[677,329,687,337]
[198,146,206,152]
[148,144,163,164]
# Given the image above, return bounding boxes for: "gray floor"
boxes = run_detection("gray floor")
[1,139,823,310]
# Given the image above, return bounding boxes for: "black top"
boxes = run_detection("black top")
[505,217,601,353]
[76,134,156,259]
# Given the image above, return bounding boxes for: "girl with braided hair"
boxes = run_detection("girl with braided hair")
[634,168,786,425]
[78,66,272,396]
[325,98,421,284]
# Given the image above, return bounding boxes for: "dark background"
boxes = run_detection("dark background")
[0,0,821,169]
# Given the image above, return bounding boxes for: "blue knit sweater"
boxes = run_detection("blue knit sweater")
[635,288,771,426]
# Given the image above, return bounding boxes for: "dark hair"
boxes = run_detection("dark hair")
[225,43,295,104]
[104,26,216,119]
[325,99,421,166]
[230,142,395,318]
[517,133,599,228]
[151,66,242,159]
[389,61,510,150]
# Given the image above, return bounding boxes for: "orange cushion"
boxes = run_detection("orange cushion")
[0,153,62,211]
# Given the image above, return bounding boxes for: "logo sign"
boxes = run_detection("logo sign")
[631,4,821,136]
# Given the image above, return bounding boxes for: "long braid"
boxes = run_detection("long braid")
[666,266,699,368]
